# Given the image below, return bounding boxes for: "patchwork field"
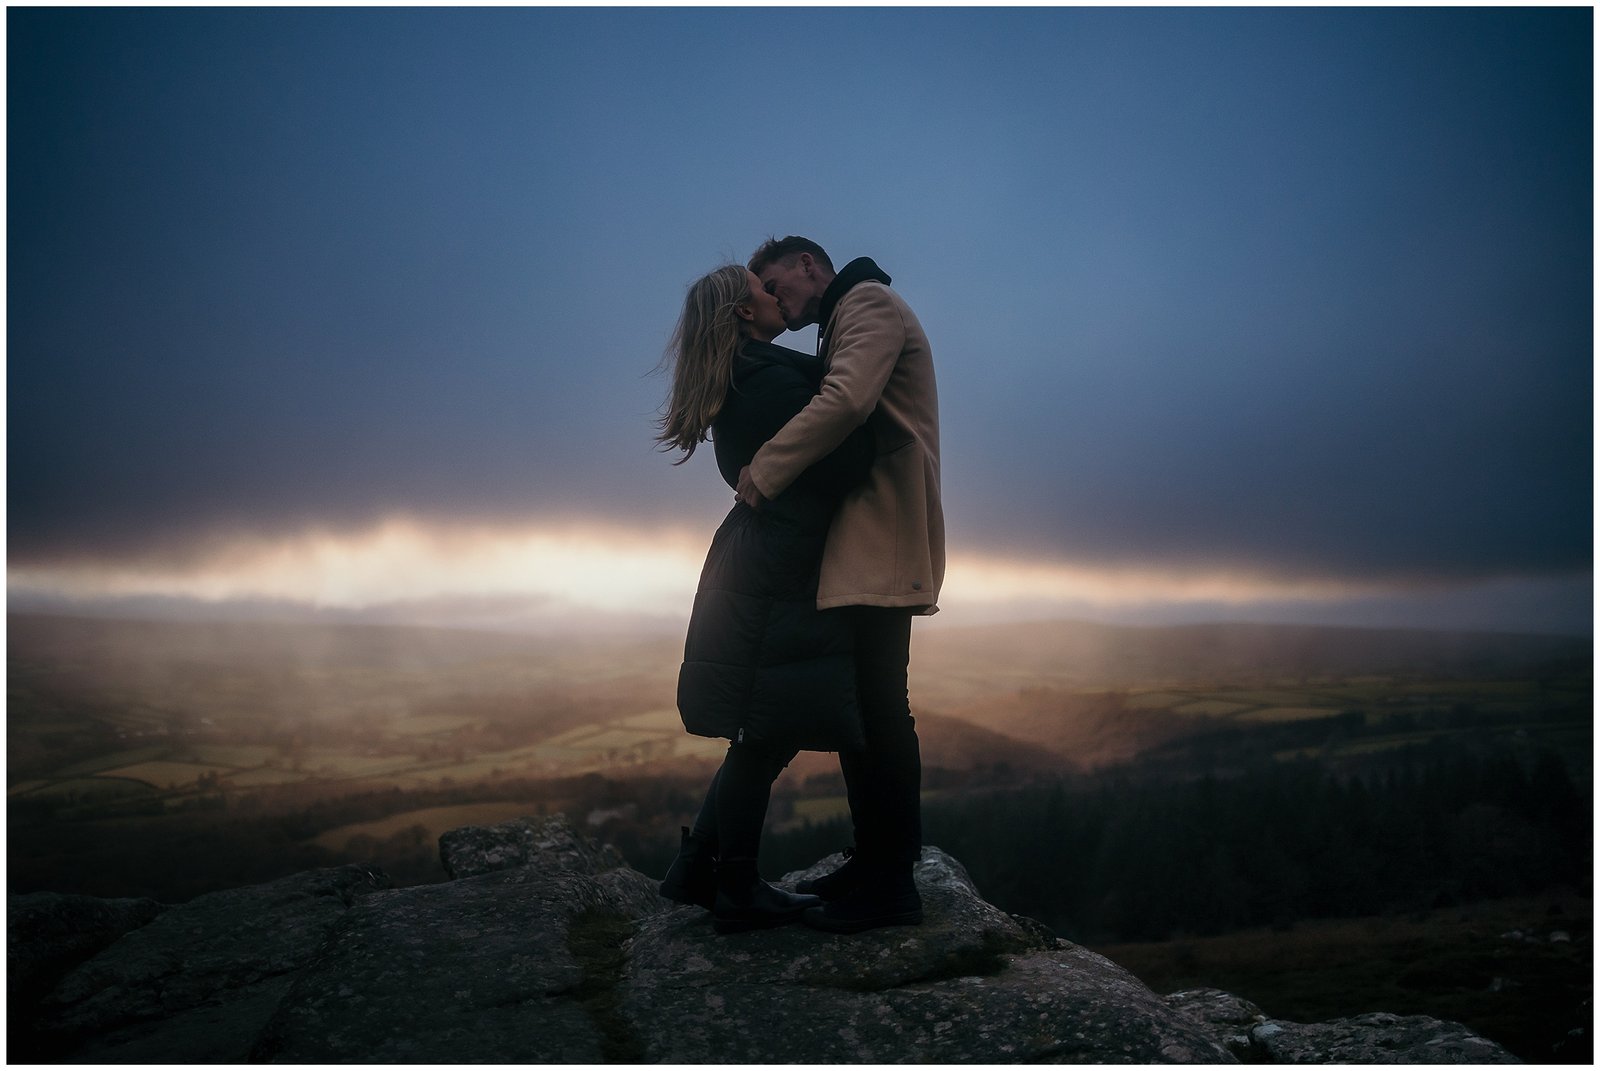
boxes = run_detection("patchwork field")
[9,702,731,814]
[10,611,1591,815]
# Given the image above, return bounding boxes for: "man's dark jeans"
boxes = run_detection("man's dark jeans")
[840,606,922,864]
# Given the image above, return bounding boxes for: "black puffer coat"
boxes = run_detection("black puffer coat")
[676,340,874,752]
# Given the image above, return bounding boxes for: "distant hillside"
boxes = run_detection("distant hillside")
[10,611,1587,734]
[913,619,1588,704]
[6,613,682,783]
[9,613,1588,788]
[6,612,682,729]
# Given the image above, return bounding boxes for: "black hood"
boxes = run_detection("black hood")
[817,257,891,346]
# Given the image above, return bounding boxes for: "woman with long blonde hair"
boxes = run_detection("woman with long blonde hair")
[656,264,873,934]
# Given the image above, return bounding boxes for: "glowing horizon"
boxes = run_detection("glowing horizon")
[12,516,1578,632]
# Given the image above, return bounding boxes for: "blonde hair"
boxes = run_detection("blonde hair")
[656,264,752,462]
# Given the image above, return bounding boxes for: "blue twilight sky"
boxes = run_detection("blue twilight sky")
[7,6,1594,634]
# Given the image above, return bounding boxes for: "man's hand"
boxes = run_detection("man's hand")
[736,466,767,511]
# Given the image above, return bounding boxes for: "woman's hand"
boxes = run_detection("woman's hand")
[735,466,767,511]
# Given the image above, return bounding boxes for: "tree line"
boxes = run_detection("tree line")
[762,737,1590,942]
[10,731,1587,944]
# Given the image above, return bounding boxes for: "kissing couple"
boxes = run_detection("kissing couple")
[655,235,944,936]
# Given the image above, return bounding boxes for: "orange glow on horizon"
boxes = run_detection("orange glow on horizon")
[8,519,709,615]
[6,517,1398,623]
[941,553,1375,607]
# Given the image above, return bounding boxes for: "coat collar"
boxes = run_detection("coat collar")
[736,339,818,378]
[817,257,892,350]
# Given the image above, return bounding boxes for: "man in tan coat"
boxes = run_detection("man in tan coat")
[737,235,944,933]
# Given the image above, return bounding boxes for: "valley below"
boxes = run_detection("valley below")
[7,611,1592,1061]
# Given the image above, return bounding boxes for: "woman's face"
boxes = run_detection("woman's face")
[739,270,788,340]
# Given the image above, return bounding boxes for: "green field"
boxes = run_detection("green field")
[14,776,156,802]
[787,795,851,825]
[98,761,238,788]
[388,714,481,736]
[531,716,724,766]
[186,744,282,767]
[54,747,170,778]
[1125,691,1192,710]
[223,767,308,787]
[1239,705,1337,723]
[1171,699,1255,717]
[1107,677,1587,735]
[313,801,559,850]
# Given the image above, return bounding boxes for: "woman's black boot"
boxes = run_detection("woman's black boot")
[659,826,717,910]
[712,857,822,935]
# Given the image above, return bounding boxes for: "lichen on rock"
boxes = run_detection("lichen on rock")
[619,847,1235,1063]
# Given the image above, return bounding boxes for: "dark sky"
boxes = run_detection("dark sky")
[7,7,1592,630]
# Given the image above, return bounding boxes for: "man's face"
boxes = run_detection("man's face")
[757,254,822,331]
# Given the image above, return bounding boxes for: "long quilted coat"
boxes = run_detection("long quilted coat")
[676,340,874,752]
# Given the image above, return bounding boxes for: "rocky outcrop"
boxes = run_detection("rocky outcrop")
[8,814,1520,1064]
[623,849,1230,1062]
[1164,987,1268,1060]
[8,891,166,1005]
[1248,1013,1521,1064]
[18,865,388,1063]
[437,811,629,880]
[1160,989,1521,1065]
[250,819,657,1063]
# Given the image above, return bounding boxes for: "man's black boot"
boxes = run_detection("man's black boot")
[795,846,867,901]
[712,857,823,935]
[802,860,922,934]
[659,826,717,910]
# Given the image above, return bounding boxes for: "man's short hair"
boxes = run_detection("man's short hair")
[748,235,834,275]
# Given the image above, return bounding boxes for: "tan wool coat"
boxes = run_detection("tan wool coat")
[748,279,945,613]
